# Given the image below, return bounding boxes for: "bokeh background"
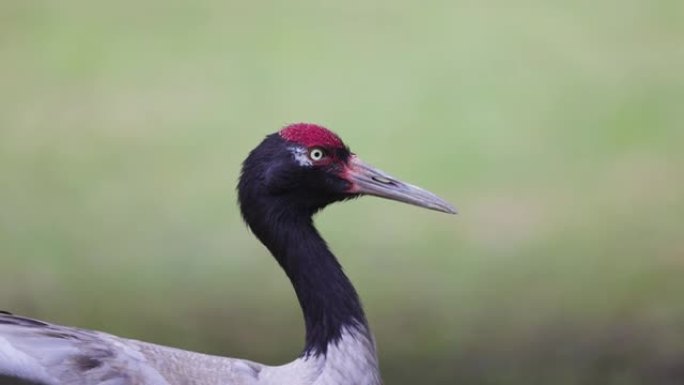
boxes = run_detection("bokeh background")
[1,1,683,384]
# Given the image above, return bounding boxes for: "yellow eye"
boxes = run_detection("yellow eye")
[309,148,326,161]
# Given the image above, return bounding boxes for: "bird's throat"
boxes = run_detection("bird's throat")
[246,209,369,356]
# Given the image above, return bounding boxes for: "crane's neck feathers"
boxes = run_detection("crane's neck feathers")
[242,203,368,356]
[238,134,369,356]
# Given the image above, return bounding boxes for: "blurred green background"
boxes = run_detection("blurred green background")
[1,1,683,384]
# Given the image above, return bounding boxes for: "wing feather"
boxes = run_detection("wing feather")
[0,312,268,385]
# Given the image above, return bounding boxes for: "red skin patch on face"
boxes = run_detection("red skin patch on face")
[279,123,345,149]
[340,155,361,192]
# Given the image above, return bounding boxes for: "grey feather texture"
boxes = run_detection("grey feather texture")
[0,313,262,385]
[0,313,379,385]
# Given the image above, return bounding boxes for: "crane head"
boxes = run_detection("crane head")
[238,123,456,220]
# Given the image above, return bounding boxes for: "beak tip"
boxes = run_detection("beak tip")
[441,205,458,215]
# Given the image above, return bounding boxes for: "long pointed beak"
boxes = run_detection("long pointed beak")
[344,156,457,214]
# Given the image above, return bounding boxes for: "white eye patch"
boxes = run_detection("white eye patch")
[289,146,313,167]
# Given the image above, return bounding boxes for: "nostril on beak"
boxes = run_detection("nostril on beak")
[372,176,396,186]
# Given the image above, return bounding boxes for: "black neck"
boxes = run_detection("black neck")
[245,204,367,356]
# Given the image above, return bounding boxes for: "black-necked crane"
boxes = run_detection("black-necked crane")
[0,123,456,385]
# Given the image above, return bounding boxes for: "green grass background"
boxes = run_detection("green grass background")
[1,1,683,384]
